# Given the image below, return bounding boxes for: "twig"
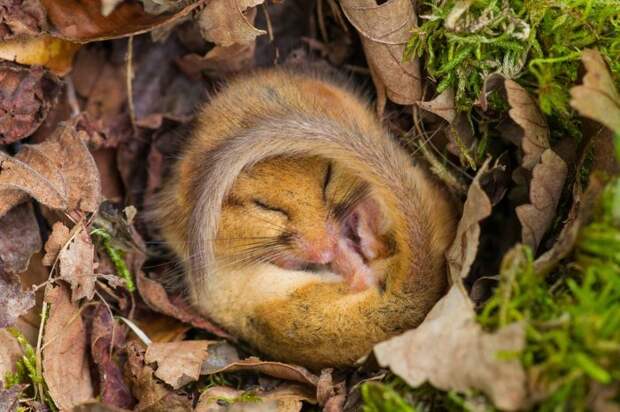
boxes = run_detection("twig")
[126,36,138,136]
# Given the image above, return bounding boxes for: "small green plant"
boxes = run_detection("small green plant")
[4,328,58,412]
[91,227,136,292]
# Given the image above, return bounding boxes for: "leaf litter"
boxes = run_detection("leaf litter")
[0,0,618,411]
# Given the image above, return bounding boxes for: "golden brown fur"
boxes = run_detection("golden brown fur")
[154,69,457,370]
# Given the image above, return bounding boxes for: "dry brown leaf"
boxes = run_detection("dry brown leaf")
[0,328,23,380]
[340,0,421,113]
[135,270,231,338]
[0,61,60,144]
[198,1,266,47]
[0,123,102,218]
[41,0,206,42]
[445,159,493,282]
[90,304,134,409]
[145,340,211,389]
[124,340,194,411]
[195,385,315,412]
[516,149,568,251]
[481,74,550,170]
[374,285,527,411]
[71,402,131,412]
[417,88,456,123]
[0,0,48,39]
[43,284,94,409]
[177,43,256,79]
[0,202,41,274]
[0,271,34,328]
[570,49,620,134]
[534,173,606,275]
[42,221,70,266]
[203,357,320,387]
[0,35,80,76]
[59,224,96,301]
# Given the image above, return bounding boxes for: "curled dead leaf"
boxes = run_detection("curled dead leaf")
[135,270,231,338]
[0,35,80,76]
[0,61,60,144]
[41,0,207,42]
[570,49,620,134]
[203,357,320,387]
[445,159,494,282]
[145,340,211,389]
[516,149,568,251]
[340,0,421,114]
[198,1,266,47]
[481,74,550,170]
[43,284,95,409]
[0,122,102,218]
[374,285,527,411]
[124,340,194,411]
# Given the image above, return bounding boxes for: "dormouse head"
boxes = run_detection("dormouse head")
[215,156,394,289]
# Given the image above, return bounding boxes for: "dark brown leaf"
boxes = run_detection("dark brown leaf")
[0,61,60,144]
[0,0,47,39]
[90,304,134,409]
[0,202,41,274]
[43,284,94,409]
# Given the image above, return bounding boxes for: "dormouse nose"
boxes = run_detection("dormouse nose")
[298,221,338,264]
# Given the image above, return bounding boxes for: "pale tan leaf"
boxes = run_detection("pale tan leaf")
[417,88,456,122]
[374,285,527,411]
[570,48,620,134]
[445,159,493,282]
[42,221,70,266]
[340,0,421,113]
[516,149,568,250]
[43,284,94,409]
[145,340,211,389]
[198,1,266,47]
[202,357,319,387]
[195,385,314,412]
[59,224,96,301]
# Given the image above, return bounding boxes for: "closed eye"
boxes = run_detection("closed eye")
[252,199,290,219]
[322,162,333,201]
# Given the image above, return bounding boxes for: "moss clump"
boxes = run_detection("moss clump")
[478,177,620,410]
[91,227,136,292]
[406,0,620,119]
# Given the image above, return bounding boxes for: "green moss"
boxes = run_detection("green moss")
[91,227,136,292]
[407,0,620,117]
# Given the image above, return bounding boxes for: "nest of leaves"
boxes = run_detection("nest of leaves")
[0,0,619,411]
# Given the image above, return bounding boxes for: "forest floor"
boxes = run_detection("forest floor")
[0,1,619,411]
